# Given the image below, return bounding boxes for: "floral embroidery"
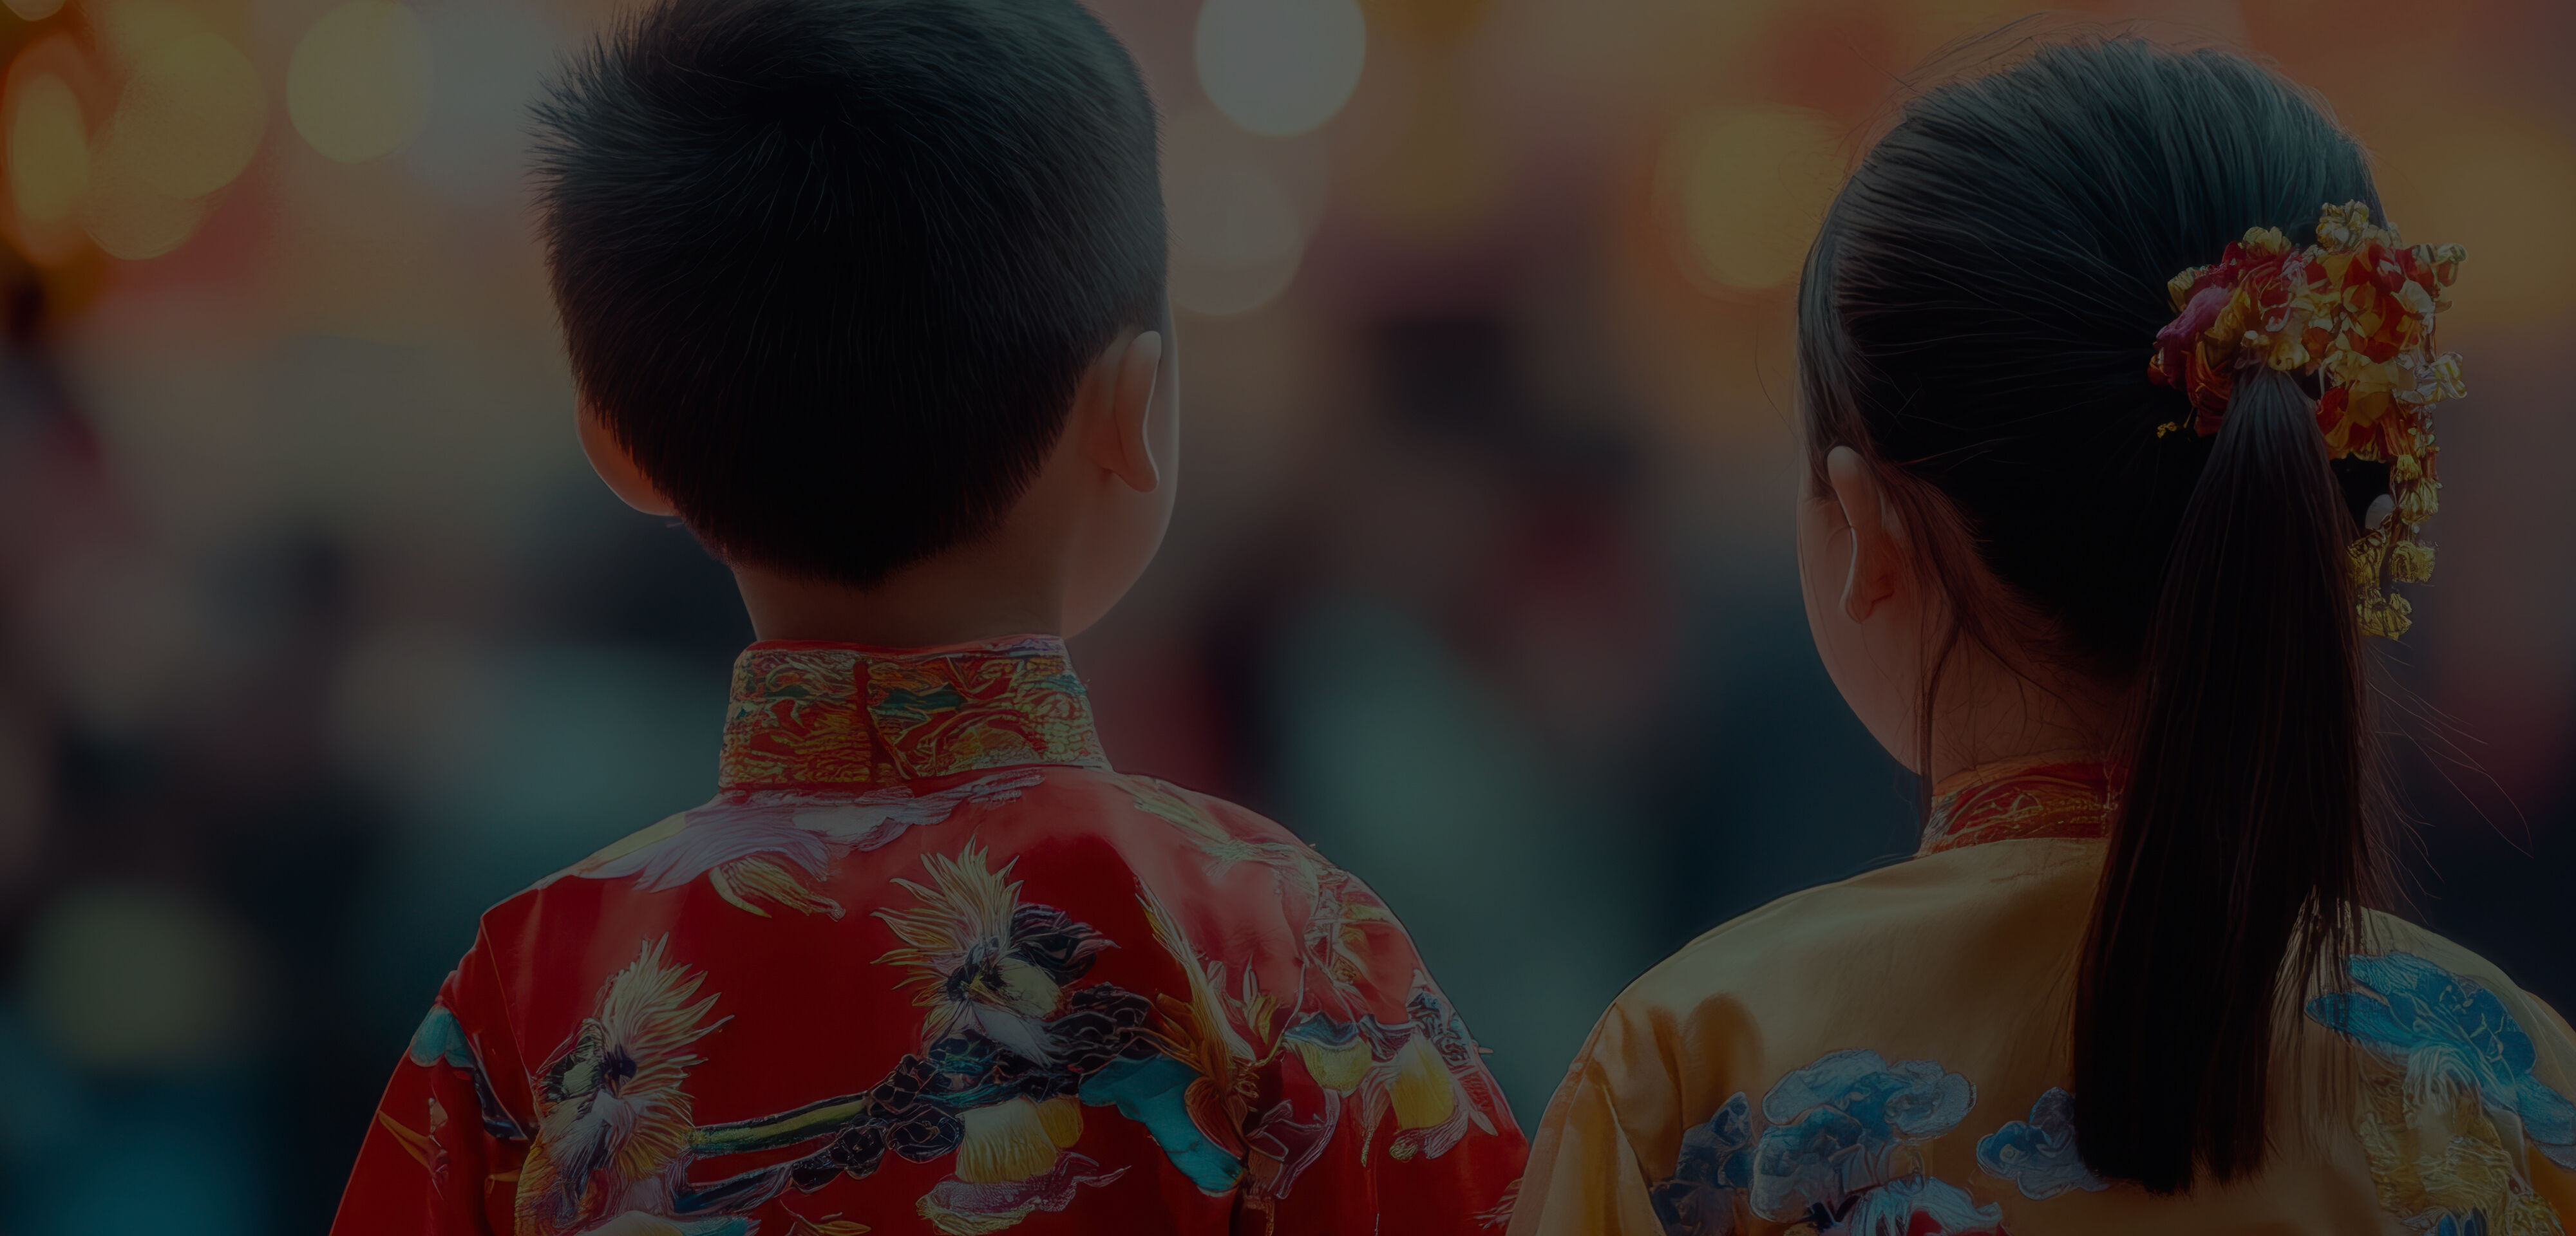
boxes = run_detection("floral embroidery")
[2308,951,2576,1235]
[1653,1049,2001,1235]
[1975,1089,2105,1201]
[1918,760,2114,856]
[569,770,1045,917]
[718,639,1108,791]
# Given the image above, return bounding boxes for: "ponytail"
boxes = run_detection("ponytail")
[2071,365,2388,1191]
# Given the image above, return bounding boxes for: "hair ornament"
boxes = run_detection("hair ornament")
[2146,200,2465,637]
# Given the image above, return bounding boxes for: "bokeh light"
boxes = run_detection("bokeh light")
[1338,53,1502,242]
[1194,0,1366,137]
[80,115,208,259]
[92,0,211,68]
[24,883,255,1072]
[1166,111,1316,316]
[115,30,263,198]
[1169,166,1303,314]
[1663,103,1846,294]
[7,71,86,225]
[2371,106,2576,328]
[406,0,560,211]
[1172,164,1300,268]
[289,0,432,164]
[55,15,266,261]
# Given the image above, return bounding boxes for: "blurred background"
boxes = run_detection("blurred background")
[0,0,2568,1228]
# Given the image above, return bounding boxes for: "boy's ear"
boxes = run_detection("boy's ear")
[578,403,681,517]
[1089,328,1165,494]
[1825,445,1903,624]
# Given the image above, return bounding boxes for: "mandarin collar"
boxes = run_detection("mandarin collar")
[1917,756,2117,856]
[717,635,1109,791]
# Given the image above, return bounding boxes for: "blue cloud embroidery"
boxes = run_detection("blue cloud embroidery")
[1653,1048,2002,1235]
[2307,950,2576,1171]
[1975,1088,2106,1201]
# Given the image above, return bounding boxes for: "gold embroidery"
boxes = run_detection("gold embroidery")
[2353,1058,2566,1235]
[717,638,1108,789]
[1918,758,2116,855]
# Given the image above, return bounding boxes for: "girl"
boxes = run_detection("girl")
[1509,36,2576,1236]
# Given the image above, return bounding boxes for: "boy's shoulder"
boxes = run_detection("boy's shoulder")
[474,763,1359,973]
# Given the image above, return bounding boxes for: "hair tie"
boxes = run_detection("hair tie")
[2146,201,2465,638]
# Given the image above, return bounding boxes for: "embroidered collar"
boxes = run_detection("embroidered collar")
[1917,757,2117,856]
[717,635,1110,791]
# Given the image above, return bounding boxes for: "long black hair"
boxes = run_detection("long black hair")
[1797,37,2396,1192]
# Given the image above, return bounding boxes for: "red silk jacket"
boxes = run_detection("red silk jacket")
[331,636,1527,1235]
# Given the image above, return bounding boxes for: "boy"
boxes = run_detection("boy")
[327,0,1527,1231]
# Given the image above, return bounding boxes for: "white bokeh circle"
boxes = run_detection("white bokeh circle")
[1193,0,1366,138]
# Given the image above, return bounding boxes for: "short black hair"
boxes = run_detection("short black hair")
[533,0,1165,585]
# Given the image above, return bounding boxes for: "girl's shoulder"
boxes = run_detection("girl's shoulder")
[1625,836,2107,1020]
[2324,912,2576,1065]
[2315,911,2576,1095]
[2345,911,2568,1006]
[2301,913,2576,1228]
[1575,838,2107,1156]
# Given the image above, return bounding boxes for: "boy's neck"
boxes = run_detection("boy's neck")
[731,541,1066,650]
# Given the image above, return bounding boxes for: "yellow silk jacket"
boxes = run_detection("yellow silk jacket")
[1510,759,2576,1236]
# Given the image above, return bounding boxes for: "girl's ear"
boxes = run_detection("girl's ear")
[1825,445,1903,623]
[579,404,680,517]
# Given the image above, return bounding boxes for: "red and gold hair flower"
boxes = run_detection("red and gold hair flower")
[2146,201,2465,638]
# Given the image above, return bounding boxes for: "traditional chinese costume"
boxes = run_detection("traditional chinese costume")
[1509,758,2576,1236]
[332,637,1526,1235]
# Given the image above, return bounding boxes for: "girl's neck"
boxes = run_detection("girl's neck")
[1918,642,2123,787]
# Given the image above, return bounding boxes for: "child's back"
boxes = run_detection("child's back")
[1515,759,2576,1235]
[328,0,1525,1229]
[337,638,1520,1232]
